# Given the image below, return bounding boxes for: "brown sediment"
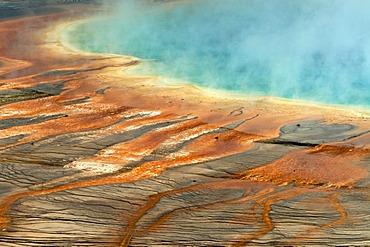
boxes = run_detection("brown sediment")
[120,180,278,247]
[0,122,259,227]
[286,193,348,246]
[67,119,210,168]
[0,3,370,246]
[0,57,32,76]
[236,144,369,188]
[232,188,307,247]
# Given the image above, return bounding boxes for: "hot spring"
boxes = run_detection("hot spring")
[66,0,370,107]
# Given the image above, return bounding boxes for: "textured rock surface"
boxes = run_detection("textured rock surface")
[0,2,370,246]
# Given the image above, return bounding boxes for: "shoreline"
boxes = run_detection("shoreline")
[59,14,370,113]
[1,3,370,246]
[57,2,370,117]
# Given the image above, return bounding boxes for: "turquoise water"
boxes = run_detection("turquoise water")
[67,0,370,107]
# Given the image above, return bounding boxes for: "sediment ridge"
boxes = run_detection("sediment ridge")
[0,2,370,246]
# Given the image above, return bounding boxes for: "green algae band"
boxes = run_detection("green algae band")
[68,0,370,107]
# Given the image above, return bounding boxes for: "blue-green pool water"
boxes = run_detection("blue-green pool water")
[67,0,370,107]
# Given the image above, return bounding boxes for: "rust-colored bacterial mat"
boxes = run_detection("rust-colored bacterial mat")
[0,2,370,246]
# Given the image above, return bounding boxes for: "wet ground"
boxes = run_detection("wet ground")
[0,2,370,246]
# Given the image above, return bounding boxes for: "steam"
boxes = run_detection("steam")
[68,0,370,106]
